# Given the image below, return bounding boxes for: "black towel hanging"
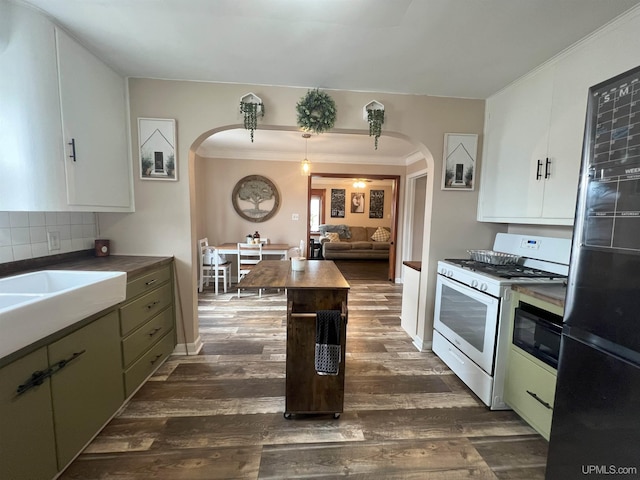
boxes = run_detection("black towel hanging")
[315,310,342,375]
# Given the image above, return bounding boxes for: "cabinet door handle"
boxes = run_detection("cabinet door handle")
[68,138,77,162]
[16,350,86,396]
[526,389,552,410]
[536,159,543,180]
[544,158,551,179]
[16,369,51,396]
[53,350,86,371]
[145,279,158,286]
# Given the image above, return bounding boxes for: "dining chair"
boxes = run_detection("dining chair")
[237,242,263,298]
[198,238,231,294]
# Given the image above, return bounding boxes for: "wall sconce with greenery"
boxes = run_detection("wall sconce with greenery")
[364,100,385,150]
[239,92,264,142]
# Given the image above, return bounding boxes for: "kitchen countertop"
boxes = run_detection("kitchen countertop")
[0,250,173,280]
[403,261,421,272]
[511,283,567,308]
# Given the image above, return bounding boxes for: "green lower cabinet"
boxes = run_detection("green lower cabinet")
[504,347,557,440]
[0,347,58,480]
[49,310,124,469]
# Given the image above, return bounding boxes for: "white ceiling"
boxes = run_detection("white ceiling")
[21,0,640,163]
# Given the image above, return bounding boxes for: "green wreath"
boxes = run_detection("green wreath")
[296,89,337,134]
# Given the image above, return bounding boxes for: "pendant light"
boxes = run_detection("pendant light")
[301,133,311,176]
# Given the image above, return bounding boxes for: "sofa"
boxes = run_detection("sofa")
[318,224,391,260]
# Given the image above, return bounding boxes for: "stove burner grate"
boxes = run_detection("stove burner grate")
[444,259,566,279]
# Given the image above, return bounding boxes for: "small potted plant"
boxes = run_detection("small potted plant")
[165,155,175,177]
[141,156,153,176]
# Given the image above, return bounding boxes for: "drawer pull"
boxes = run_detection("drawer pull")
[150,353,164,365]
[526,389,552,410]
[146,300,160,310]
[145,279,158,286]
[148,326,163,337]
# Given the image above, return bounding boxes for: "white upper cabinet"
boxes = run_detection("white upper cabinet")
[56,28,131,209]
[479,66,555,222]
[0,1,67,211]
[0,2,133,212]
[478,7,640,225]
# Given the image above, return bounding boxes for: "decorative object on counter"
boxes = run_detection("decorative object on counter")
[291,256,306,271]
[95,239,110,257]
[232,175,280,222]
[138,118,177,181]
[253,231,261,243]
[441,133,477,191]
[245,234,253,244]
[239,92,264,143]
[330,189,345,218]
[300,133,312,176]
[363,100,385,150]
[369,189,384,218]
[296,89,336,134]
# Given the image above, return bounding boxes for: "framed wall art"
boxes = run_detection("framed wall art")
[139,118,177,181]
[369,190,384,218]
[232,175,280,222]
[351,192,365,213]
[441,133,477,191]
[331,189,345,218]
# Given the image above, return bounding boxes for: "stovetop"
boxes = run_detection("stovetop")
[444,259,567,280]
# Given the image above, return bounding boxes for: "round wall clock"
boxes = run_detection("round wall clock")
[232,175,280,223]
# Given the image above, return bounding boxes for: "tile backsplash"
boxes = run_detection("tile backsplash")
[0,212,97,264]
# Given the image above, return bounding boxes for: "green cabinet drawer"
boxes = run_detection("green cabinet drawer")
[120,283,172,336]
[124,330,174,397]
[504,347,556,440]
[49,310,124,468]
[126,266,171,300]
[122,306,174,368]
[0,347,58,480]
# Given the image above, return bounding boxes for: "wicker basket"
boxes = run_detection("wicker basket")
[467,250,521,265]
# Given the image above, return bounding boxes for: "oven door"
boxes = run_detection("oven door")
[434,274,500,374]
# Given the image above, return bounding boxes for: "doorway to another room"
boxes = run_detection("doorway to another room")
[308,173,400,282]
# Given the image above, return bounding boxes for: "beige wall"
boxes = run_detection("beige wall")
[98,78,504,352]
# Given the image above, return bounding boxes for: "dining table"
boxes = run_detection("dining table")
[205,243,294,294]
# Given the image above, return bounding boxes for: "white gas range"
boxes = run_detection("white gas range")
[432,233,571,410]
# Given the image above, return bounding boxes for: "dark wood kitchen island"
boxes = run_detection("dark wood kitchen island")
[238,260,350,418]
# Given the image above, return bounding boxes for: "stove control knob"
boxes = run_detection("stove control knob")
[447,270,454,277]
[480,283,488,291]
[471,279,478,288]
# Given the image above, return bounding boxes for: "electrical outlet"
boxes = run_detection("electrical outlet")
[292,213,299,221]
[47,231,61,251]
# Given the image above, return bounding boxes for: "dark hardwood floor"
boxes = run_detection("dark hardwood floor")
[60,275,548,479]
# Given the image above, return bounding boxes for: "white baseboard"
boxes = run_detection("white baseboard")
[173,335,203,356]
[412,335,433,352]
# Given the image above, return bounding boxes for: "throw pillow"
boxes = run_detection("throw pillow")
[371,226,391,242]
[325,232,340,242]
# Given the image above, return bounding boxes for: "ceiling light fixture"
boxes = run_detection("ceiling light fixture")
[353,179,366,189]
[301,133,311,176]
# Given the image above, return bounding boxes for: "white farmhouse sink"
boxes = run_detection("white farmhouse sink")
[0,270,127,358]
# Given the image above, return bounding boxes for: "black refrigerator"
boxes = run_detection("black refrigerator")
[546,65,640,478]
